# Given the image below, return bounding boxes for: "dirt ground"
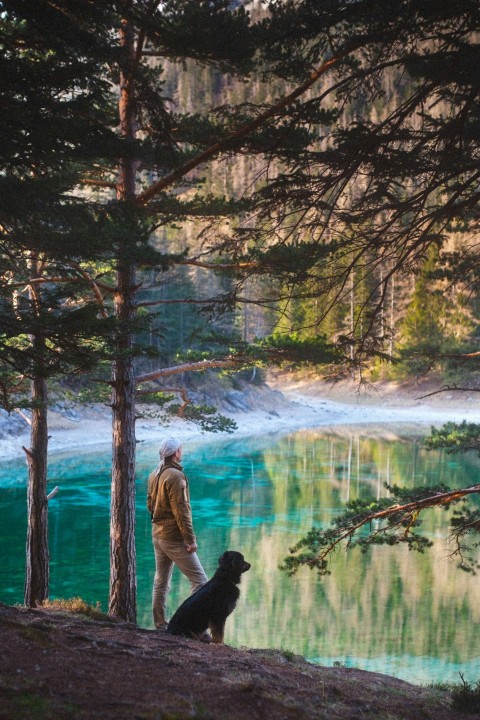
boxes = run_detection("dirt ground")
[0,602,467,720]
[268,369,480,409]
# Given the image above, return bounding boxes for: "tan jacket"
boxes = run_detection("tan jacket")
[147,460,196,545]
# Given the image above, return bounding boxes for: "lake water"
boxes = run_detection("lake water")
[1,425,479,686]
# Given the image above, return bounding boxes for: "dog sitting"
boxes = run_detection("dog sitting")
[166,550,250,644]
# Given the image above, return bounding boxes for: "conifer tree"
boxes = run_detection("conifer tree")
[248,0,480,576]
[0,1,116,606]
[250,0,480,364]
[10,0,480,618]
[2,0,347,621]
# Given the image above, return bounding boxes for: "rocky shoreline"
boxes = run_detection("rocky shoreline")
[2,374,479,462]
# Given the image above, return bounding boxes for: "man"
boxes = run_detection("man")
[147,437,208,630]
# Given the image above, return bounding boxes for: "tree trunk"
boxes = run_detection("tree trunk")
[389,273,395,357]
[108,4,138,622]
[349,271,355,363]
[24,251,50,608]
[109,263,137,621]
[24,369,49,607]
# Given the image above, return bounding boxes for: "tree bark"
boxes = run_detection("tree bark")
[24,251,50,607]
[108,5,138,622]
[24,358,49,607]
[109,263,137,621]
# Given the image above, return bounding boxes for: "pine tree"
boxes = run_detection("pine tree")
[89,1,351,621]
[1,1,347,622]
[251,0,480,577]
[13,0,480,619]
[0,1,116,607]
[248,0,480,365]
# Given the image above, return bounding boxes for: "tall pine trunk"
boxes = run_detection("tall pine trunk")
[24,253,50,607]
[109,264,137,621]
[108,5,138,622]
[24,344,49,605]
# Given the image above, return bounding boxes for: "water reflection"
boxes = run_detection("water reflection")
[1,425,479,685]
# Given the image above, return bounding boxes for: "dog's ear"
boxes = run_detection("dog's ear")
[218,551,234,568]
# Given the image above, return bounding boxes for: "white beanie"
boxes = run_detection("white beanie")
[159,436,181,460]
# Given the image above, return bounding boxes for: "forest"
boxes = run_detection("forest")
[1,0,480,656]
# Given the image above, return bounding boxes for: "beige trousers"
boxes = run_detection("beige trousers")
[152,537,208,629]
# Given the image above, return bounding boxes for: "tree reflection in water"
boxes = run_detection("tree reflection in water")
[1,426,479,684]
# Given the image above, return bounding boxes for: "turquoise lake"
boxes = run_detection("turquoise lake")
[1,425,479,685]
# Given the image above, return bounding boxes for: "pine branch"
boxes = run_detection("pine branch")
[417,385,480,400]
[71,265,109,318]
[137,383,191,415]
[6,267,110,315]
[284,484,480,575]
[80,178,117,190]
[136,38,369,206]
[176,259,259,270]
[135,358,240,385]
[134,1,162,65]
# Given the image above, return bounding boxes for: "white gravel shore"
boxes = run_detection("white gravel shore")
[1,376,479,462]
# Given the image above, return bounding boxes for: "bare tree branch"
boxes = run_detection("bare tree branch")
[417,385,480,400]
[176,259,259,270]
[135,357,241,385]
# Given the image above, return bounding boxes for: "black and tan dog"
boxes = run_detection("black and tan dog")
[166,550,250,644]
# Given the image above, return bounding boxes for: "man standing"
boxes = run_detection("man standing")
[147,437,208,629]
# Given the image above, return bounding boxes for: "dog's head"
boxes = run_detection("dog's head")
[217,551,251,583]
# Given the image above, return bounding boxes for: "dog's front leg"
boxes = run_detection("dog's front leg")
[209,621,225,644]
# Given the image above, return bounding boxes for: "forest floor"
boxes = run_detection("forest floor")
[0,602,470,720]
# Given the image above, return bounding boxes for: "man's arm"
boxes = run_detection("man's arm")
[167,473,197,547]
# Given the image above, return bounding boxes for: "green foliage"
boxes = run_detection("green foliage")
[451,675,480,714]
[245,0,480,376]
[9,0,480,411]
[136,391,176,408]
[61,381,111,407]
[0,1,118,413]
[0,3,116,174]
[167,402,237,433]
[283,420,480,578]
[426,421,480,455]
[5,0,480,404]
[254,333,343,367]
[136,381,238,433]
[281,483,438,577]
[246,240,336,281]
[144,0,256,72]
[137,265,216,368]
[449,509,480,575]
[0,300,114,410]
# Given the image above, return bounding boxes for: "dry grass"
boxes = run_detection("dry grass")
[39,597,111,621]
